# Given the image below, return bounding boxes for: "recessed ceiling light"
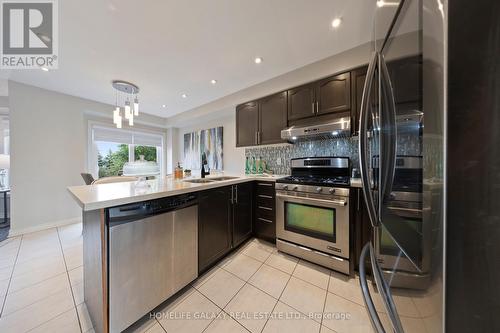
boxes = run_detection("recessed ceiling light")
[181,93,187,98]
[41,67,49,72]
[210,79,217,85]
[254,57,263,64]
[376,0,385,7]
[331,18,342,28]
[161,104,166,108]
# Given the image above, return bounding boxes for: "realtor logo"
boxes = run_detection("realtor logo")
[1,0,58,69]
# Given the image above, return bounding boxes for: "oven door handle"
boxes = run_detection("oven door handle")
[276,193,347,207]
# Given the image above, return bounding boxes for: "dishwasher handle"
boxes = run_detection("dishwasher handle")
[108,193,198,226]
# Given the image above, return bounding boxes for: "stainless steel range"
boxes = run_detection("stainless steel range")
[275,157,351,275]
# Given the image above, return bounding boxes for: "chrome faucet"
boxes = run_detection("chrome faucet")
[201,152,210,178]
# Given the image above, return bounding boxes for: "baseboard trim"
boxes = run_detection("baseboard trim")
[8,217,82,237]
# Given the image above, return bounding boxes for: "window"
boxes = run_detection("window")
[96,142,129,177]
[89,124,164,179]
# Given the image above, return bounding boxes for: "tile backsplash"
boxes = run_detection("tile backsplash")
[245,137,359,175]
[245,135,421,175]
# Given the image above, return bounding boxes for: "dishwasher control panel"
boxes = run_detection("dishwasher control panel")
[108,193,198,225]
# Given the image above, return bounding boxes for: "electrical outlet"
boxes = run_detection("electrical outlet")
[276,157,281,166]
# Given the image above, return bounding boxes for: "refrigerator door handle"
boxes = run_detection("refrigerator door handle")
[359,51,380,228]
[369,236,404,333]
[379,54,397,203]
[359,242,385,333]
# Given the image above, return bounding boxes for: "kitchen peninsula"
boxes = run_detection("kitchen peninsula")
[68,175,280,333]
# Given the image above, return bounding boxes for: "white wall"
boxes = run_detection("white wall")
[174,111,245,175]
[170,42,373,174]
[8,82,167,235]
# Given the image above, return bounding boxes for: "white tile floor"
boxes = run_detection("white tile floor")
[0,223,439,333]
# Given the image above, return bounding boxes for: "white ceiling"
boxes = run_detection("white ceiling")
[1,0,375,118]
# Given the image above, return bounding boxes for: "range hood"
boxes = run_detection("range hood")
[281,116,351,142]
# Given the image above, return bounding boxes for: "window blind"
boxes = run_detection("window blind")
[93,126,133,144]
[133,132,163,147]
[92,126,163,147]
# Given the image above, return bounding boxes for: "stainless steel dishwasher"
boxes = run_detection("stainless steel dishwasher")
[107,193,198,333]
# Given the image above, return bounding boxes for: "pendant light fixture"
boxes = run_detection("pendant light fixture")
[111,80,140,129]
[133,96,139,116]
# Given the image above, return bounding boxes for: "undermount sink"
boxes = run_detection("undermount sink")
[183,176,240,184]
[183,179,215,184]
[209,176,240,181]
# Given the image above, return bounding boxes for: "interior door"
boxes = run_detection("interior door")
[287,83,316,121]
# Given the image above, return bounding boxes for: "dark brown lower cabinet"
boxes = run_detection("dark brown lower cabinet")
[199,183,254,273]
[198,187,232,272]
[254,182,276,242]
[232,182,254,247]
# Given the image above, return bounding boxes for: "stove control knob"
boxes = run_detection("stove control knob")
[282,185,288,190]
[329,188,335,194]
[293,186,299,191]
[316,187,323,193]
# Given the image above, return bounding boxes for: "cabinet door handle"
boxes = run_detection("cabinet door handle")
[311,102,315,114]
[257,131,261,144]
[255,132,258,145]
[357,189,360,211]
[230,186,234,204]
[258,183,273,187]
[258,206,273,211]
[316,101,319,113]
[258,217,273,224]
[235,185,238,204]
[258,194,273,199]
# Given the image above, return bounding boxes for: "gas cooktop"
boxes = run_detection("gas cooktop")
[276,157,351,187]
[276,175,350,187]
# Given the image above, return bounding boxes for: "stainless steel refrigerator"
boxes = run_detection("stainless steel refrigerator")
[357,0,445,332]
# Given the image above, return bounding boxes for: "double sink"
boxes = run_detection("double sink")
[183,176,240,184]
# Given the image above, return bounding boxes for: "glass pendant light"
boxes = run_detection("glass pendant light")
[134,96,139,116]
[116,115,122,129]
[113,106,120,125]
[112,80,139,128]
[124,100,131,119]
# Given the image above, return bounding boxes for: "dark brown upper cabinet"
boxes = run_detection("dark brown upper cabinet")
[236,101,259,147]
[287,83,316,121]
[351,66,368,136]
[236,92,287,147]
[259,92,288,145]
[316,72,351,115]
[287,73,351,122]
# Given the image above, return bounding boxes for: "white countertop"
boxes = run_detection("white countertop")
[68,174,285,211]
[68,174,365,211]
